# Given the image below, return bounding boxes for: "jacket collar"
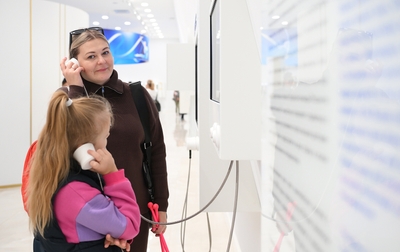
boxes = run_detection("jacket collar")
[81,70,124,95]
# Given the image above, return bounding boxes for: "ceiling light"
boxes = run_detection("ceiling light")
[102,15,109,20]
[152,23,158,26]
[124,21,131,25]
[272,15,280,19]
[141,2,149,7]
[147,14,154,18]
[141,29,147,33]
[137,15,141,20]
[282,21,289,25]
[115,27,121,30]
[158,34,164,39]
[93,21,100,25]
[144,8,151,13]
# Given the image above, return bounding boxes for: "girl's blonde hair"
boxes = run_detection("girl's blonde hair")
[27,90,113,236]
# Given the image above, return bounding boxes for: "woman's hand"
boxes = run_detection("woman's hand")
[104,234,131,251]
[152,211,167,236]
[60,57,84,87]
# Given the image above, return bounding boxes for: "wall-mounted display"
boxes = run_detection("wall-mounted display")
[104,29,149,64]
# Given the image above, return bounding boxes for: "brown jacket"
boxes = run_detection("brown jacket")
[63,70,169,214]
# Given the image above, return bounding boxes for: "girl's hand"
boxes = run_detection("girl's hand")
[104,234,131,251]
[88,148,118,175]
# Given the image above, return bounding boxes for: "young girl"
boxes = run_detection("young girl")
[27,90,141,251]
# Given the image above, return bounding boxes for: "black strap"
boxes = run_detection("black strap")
[129,82,154,201]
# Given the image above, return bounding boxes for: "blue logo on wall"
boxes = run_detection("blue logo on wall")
[104,29,149,64]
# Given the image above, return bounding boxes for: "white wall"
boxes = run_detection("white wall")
[114,38,179,98]
[0,0,31,186]
[0,0,88,186]
[31,1,89,140]
[0,1,178,186]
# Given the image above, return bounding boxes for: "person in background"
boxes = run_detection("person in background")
[27,90,141,251]
[172,90,179,114]
[146,79,161,112]
[145,79,158,101]
[61,27,169,252]
[172,90,185,120]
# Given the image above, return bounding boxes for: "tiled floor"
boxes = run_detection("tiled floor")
[0,91,240,252]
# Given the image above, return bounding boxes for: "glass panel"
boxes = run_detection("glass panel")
[261,0,400,251]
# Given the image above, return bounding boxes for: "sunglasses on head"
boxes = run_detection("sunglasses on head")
[69,27,104,49]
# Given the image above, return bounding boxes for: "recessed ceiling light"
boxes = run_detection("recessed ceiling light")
[137,15,141,20]
[124,21,131,25]
[102,15,109,20]
[158,34,164,38]
[281,21,289,25]
[93,21,100,25]
[144,8,151,13]
[141,29,147,33]
[141,2,149,7]
[147,14,154,18]
[115,27,121,30]
[272,15,280,19]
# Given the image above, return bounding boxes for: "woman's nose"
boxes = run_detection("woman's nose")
[98,56,106,64]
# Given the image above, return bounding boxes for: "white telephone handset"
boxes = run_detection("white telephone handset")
[65,58,80,67]
[73,143,95,170]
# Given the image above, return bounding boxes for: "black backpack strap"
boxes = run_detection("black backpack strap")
[129,82,154,201]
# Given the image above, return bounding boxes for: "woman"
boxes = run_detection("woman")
[61,27,169,251]
[145,79,158,100]
[27,91,141,251]
[145,79,161,112]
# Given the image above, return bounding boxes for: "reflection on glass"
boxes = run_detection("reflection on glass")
[261,0,400,251]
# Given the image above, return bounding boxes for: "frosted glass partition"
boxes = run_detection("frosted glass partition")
[261,0,400,251]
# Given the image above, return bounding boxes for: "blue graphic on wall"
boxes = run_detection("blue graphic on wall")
[104,29,149,64]
[261,28,297,66]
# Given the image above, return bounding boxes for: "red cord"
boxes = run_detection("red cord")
[273,202,296,252]
[148,202,169,252]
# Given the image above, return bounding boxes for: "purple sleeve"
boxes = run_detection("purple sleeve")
[54,170,141,243]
